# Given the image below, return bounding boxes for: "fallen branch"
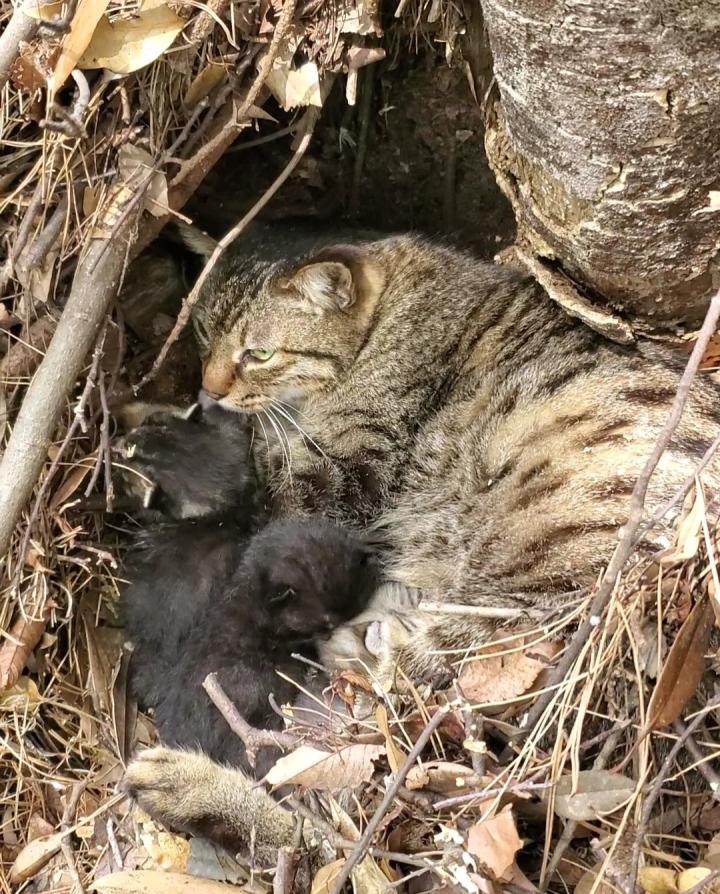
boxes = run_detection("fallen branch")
[328,705,449,894]
[138,107,319,389]
[0,201,140,561]
[518,287,720,738]
[273,847,297,894]
[202,672,299,769]
[0,0,39,91]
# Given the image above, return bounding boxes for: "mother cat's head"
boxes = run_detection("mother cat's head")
[193,235,386,413]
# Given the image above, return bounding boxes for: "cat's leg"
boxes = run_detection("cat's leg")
[123,747,295,867]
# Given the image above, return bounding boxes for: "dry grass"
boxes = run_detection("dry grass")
[1,0,719,891]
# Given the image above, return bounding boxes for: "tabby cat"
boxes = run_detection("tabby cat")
[124,223,720,860]
[191,222,720,682]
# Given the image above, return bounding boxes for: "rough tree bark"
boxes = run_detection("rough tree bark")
[478,0,720,326]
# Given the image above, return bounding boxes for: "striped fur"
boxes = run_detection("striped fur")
[196,224,720,683]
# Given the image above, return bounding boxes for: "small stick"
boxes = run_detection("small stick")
[349,65,375,219]
[328,706,449,894]
[202,672,298,768]
[432,779,551,810]
[672,718,720,799]
[419,601,528,619]
[17,192,70,277]
[60,783,86,893]
[273,847,297,894]
[138,108,318,389]
[519,288,720,740]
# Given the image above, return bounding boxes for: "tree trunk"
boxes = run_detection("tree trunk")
[478,0,720,326]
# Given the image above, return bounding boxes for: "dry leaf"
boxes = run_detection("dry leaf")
[312,859,345,894]
[458,631,562,710]
[662,488,706,563]
[118,144,168,217]
[466,806,522,882]
[50,462,92,509]
[375,704,405,773]
[406,761,482,794]
[0,676,42,711]
[639,867,679,894]
[677,868,718,893]
[9,831,64,883]
[79,0,185,75]
[51,0,110,93]
[646,596,714,731]
[91,870,248,893]
[10,39,59,90]
[184,60,228,108]
[266,743,384,791]
[0,613,48,691]
[265,61,323,110]
[552,769,635,821]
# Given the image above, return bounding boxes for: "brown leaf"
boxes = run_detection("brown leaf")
[50,462,92,509]
[552,769,635,821]
[9,831,64,883]
[183,59,228,108]
[375,704,405,773]
[0,316,57,381]
[10,39,59,90]
[466,806,522,882]
[406,760,483,794]
[51,0,110,93]
[91,870,248,892]
[646,596,714,731]
[265,743,384,791]
[677,868,718,894]
[458,630,562,710]
[312,859,346,894]
[78,0,185,75]
[0,613,48,692]
[574,869,618,894]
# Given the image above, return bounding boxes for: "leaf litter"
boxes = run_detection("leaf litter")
[0,0,719,889]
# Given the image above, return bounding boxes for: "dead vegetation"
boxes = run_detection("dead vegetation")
[1,0,720,892]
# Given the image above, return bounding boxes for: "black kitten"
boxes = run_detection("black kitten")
[117,404,377,774]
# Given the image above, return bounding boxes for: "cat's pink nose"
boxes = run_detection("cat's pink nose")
[201,360,233,399]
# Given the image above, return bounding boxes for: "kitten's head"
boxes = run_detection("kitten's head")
[242,519,379,640]
[194,240,385,413]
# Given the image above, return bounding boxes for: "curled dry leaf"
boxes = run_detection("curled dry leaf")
[574,869,617,894]
[265,61,324,110]
[51,0,109,92]
[552,769,635,822]
[457,629,562,711]
[677,868,720,894]
[78,0,186,75]
[466,806,522,882]
[312,859,346,894]
[0,676,42,711]
[375,703,405,773]
[91,869,249,893]
[0,613,48,691]
[661,487,706,564]
[266,743,384,791]
[9,830,64,883]
[183,60,228,108]
[646,596,714,731]
[406,761,483,794]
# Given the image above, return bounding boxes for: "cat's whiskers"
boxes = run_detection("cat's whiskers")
[269,399,334,467]
[264,406,294,485]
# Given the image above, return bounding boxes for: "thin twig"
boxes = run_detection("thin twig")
[328,706,449,894]
[202,672,299,769]
[60,783,86,893]
[672,718,720,800]
[349,65,374,219]
[138,108,318,389]
[518,288,720,739]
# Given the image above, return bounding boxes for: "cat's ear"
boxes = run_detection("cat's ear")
[289,261,355,311]
[287,247,385,315]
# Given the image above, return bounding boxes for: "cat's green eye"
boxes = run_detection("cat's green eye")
[249,348,275,362]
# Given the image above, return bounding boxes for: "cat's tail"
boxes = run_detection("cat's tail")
[122,746,296,866]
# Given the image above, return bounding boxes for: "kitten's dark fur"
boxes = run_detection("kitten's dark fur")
[118,404,378,774]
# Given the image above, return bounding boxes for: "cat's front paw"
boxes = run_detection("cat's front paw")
[123,746,220,832]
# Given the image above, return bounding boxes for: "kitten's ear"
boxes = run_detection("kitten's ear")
[287,247,385,315]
